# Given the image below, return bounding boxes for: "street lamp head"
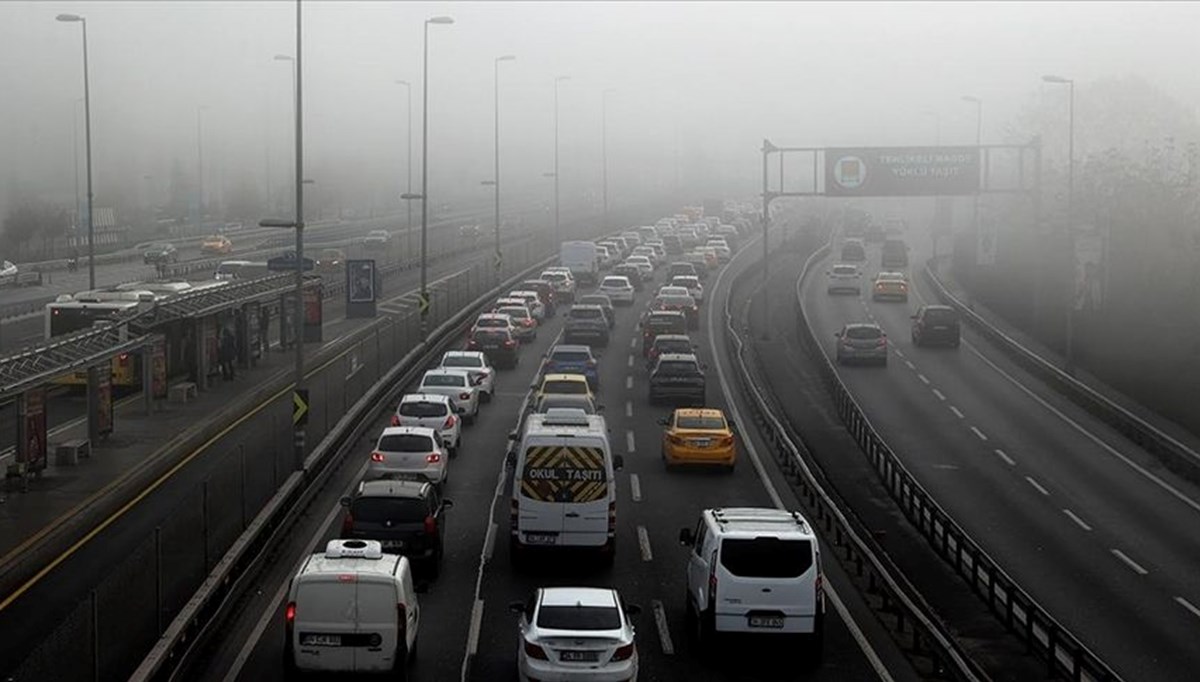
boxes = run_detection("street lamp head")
[555,75,571,83]
[497,54,516,63]
[427,16,454,24]
[481,180,497,186]
[400,193,423,200]
[396,79,410,86]
[1042,75,1071,84]
[274,54,294,62]
[56,13,83,22]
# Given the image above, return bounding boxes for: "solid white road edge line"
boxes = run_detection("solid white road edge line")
[652,599,675,655]
[637,525,653,562]
[1110,548,1149,576]
[483,522,498,562]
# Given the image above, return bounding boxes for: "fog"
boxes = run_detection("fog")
[1,1,1198,222]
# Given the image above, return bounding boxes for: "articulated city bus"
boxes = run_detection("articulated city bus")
[44,295,152,387]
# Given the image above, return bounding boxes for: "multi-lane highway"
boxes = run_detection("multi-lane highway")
[191,236,905,682]
[792,228,1200,680]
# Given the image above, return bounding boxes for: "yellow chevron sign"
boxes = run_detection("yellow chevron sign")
[519,445,608,503]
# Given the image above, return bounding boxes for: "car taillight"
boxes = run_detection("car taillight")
[876,337,887,347]
[667,434,686,446]
[523,319,534,327]
[370,451,385,462]
[390,415,400,426]
[504,339,516,348]
[708,565,718,605]
[341,512,354,534]
[286,601,296,623]
[717,435,734,447]
[397,603,407,636]
[426,452,442,464]
[459,392,471,400]
[524,640,549,660]
[443,414,457,429]
[611,642,635,662]
[423,515,437,535]
[586,359,597,367]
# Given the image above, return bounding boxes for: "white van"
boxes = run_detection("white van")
[679,508,824,652]
[284,539,420,676]
[560,241,600,285]
[508,409,622,565]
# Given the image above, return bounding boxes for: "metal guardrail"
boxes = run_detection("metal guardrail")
[722,251,984,681]
[793,237,1120,682]
[922,260,1200,485]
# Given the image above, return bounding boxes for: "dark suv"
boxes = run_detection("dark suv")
[340,478,454,578]
[564,304,611,347]
[648,353,706,406]
[467,328,519,368]
[641,310,688,356]
[911,305,961,347]
[521,279,557,316]
[613,263,644,291]
[142,242,178,265]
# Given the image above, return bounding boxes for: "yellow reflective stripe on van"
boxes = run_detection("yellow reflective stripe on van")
[518,445,607,502]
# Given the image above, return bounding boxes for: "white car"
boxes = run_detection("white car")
[497,303,538,342]
[705,239,732,262]
[599,275,635,304]
[631,245,659,265]
[364,229,391,246]
[826,263,862,295]
[669,275,703,303]
[392,394,462,456]
[657,285,691,299]
[0,260,17,278]
[438,350,495,402]
[512,586,640,682]
[540,269,577,303]
[509,291,547,320]
[624,256,654,280]
[368,426,448,485]
[417,369,480,424]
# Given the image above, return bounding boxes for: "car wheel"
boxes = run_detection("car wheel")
[481,391,492,404]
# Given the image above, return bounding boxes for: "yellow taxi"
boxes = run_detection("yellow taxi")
[531,373,595,404]
[659,408,736,471]
[201,234,233,255]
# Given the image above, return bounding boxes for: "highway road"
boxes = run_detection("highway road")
[795,228,1200,680]
[191,240,903,681]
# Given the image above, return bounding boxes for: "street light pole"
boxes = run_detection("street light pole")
[1043,74,1076,372]
[421,16,455,340]
[602,88,615,232]
[395,80,413,260]
[274,54,297,210]
[57,13,95,289]
[196,105,208,231]
[554,76,569,243]
[962,95,983,266]
[493,56,515,284]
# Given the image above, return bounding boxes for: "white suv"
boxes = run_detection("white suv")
[392,394,462,456]
[679,508,824,653]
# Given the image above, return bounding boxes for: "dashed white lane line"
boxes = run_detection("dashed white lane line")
[630,473,642,502]
[627,355,634,368]
[652,599,675,655]
[1111,548,1149,575]
[948,405,964,419]
[994,448,1016,466]
[625,376,633,390]
[1063,508,1093,532]
[629,337,638,349]
[637,525,653,561]
[625,401,633,418]
[970,426,988,441]
[917,373,930,385]
[904,360,915,370]
[1175,596,1200,620]
[626,430,636,453]
[466,599,485,656]
[1025,476,1050,496]
[893,348,905,359]
[932,388,946,401]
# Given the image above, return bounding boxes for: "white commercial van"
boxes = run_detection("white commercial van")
[679,508,824,654]
[560,240,600,285]
[284,539,420,676]
[508,409,623,565]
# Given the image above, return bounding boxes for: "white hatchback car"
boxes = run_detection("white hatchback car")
[438,350,495,402]
[598,276,635,304]
[368,426,448,486]
[417,369,480,424]
[669,275,704,303]
[512,587,640,682]
[392,394,462,456]
[509,290,547,320]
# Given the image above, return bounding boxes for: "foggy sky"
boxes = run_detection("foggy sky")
[2,1,1198,219]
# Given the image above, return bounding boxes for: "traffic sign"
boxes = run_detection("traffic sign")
[418,291,431,316]
[494,250,503,269]
[293,389,309,426]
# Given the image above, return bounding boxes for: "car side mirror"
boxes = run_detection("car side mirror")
[339,496,351,508]
[625,604,643,617]
[442,498,455,510]
[834,332,842,338]
[613,455,625,471]
[678,528,695,546]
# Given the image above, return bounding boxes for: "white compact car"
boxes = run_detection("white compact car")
[392,394,462,456]
[368,426,449,485]
[512,586,640,682]
[599,275,635,304]
[826,263,862,295]
[438,350,495,402]
[284,539,419,677]
[669,275,704,303]
[509,290,547,320]
[417,369,480,424]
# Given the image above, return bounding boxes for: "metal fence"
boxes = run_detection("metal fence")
[789,234,1120,682]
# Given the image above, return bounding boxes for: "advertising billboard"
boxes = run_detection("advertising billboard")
[825,146,981,197]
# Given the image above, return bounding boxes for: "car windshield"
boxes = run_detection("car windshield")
[537,395,595,413]
[648,314,684,327]
[477,318,507,327]
[378,434,435,452]
[422,374,465,387]
[659,296,694,307]
[544,380,588,394]
[537,605,622,631]
[399,401,448,418]
[924,308,958,322]
[832,266,857,275]
[498,307,529,319]
[442,356,483,368]
[845,327,882,340]
[570,308,604,319]
[350,497,427,523]
[473,331,509,344]
[677,415,725,429]
[655,339,691,354]
[656,360,699,375]
[551,350,592,363]
[720,538,814,578]
[602,278,628,287]
[579,296,608,306]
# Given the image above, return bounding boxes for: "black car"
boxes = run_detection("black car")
[577,294,615,329]
[648,353,706,406]
[667,262,698,281]
[142,242,178,265]
[564,304,610,347]
[340,478,454,578]
[467,328,519,368]
[911,305,961,347]
[645,333,694,370]
[640,310,688,356]
[613,264,644,292]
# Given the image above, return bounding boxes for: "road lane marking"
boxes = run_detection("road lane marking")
[483,522,498,561]
[970,426,988,441]
[1175,596,1200,620]
[629,337,637,349]
[994,449,1016,466]
[652,599,675,655]
[466,599,485,655]
[949,405,964,419]
[917,373,930,385]
[630,473,642,502]
[893,348,905,358]
[932,388,946,401]
[625,376,633,390]
[1025,476,1050,496]
[625,401,633,418]
[1111,548,1148,575]
[904,360,915,370]
[637,525,653,561]
[627,355,634,367]
[1063,509,1093,532]
[626,430,636,453]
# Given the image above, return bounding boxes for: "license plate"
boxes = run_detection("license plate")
[524,532,558,546]
[301,633,342,646]
[691,439,712,448]
[748,615,785,629]
[559,650,599,662]
[381,540,404,549]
